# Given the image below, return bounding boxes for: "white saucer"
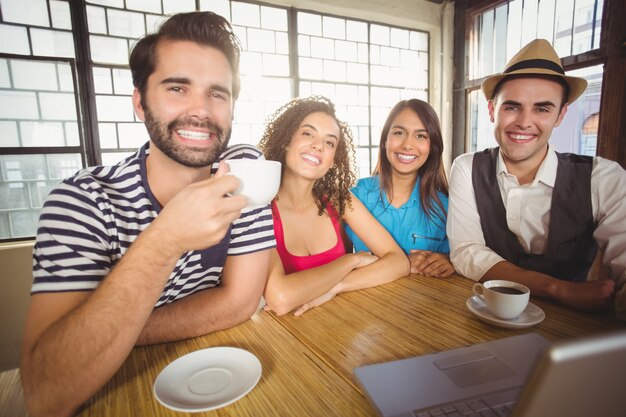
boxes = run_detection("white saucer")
[153,347,262,412]
[466,296,545,329]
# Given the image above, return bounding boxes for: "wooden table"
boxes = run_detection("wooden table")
[1,274,623,416]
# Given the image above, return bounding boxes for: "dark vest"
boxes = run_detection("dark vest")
[472,148,597,282]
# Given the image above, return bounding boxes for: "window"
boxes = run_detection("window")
[297,12,429,177]
[463,0,604,155]
[0,0,430,240]
[0,0,84,240]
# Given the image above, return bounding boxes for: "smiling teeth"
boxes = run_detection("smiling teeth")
[397,153,416,161]
[302,154,320,164]
[510,134,533,141]
[177,129,210,140]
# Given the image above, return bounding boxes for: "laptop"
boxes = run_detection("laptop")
[354,331,626,417]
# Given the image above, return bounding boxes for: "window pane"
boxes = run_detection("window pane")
[163,0,195,14]
[0,153,82,239]
[107,8,145,38]
[96,95,135,122]
[261,6,287,31]
[299,57,323,80]
[521,0,538,45]
[390,28,409,49]
[0,59,78,148]
[31,28,75,58]
[554,0,575,56]
[90,35,129,65]
[2,23,29,56]
[347,20,367,42]
[479,10,494,78]
[50,0,72,30]
[593,1,603,49]
[552,65,603,155]
[231,2,259,28]
[298,12,322,36]
[117,123,149,149]
[506,0,523,61]
[370,24,390,46]
[537,0,556,42]
[262,54,289,76]
[573,0,598,53]
[199,0,230,20]
[0,0,50,27]
[126,0,161,14]
[494,4,508,72]
[87,5,107,34]
[467,89,494,151]
[323,16,345,40]
[247,28,275,53]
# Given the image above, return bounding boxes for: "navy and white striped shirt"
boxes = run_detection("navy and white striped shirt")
[32,142,276,307]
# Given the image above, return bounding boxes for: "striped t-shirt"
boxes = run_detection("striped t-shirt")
[31,142,276,307]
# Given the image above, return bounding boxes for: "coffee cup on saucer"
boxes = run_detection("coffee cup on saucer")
[472,280,530,320]
[225,159,281,208]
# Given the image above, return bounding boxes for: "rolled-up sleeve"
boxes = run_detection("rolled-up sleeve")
[591,158,626,320]
[447,153,504,281]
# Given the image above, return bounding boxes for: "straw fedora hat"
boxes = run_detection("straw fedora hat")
[481,39,587,103]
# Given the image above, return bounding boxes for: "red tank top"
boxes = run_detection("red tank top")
[271,200,346,274]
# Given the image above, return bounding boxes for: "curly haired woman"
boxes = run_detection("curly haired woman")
[258,96,409,316]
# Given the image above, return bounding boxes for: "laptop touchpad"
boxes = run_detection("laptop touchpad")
[434,350,515,388]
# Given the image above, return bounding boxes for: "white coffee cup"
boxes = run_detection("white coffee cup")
[225,159,281,208]
[472,280,530,320]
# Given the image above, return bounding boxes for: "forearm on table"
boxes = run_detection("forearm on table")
[137,285,259,345]
[21,228,181,417]
[265,253,361,315]
[482,261,559,297]
[335,251,409,293]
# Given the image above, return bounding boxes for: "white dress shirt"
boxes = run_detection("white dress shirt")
[447,147,626,318]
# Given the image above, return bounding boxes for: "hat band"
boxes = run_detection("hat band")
[504,58,565,75]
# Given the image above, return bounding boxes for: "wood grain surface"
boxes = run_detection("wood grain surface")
[1,274,622,417]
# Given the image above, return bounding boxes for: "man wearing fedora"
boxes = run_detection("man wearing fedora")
[447,39,626,319]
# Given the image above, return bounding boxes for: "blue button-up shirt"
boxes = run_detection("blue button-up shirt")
[345,176,449,254]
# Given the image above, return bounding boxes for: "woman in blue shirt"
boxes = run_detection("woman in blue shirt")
[345,99,455,277]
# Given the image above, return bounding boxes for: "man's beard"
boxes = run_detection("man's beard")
[143,107,231,168]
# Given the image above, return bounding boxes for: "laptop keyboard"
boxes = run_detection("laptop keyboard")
[413,387,521,417]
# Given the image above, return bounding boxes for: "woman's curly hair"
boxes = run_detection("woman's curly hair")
[258,96,356,217]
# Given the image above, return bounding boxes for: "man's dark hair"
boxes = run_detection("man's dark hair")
[492,73,570,110]
[129,11,242,104]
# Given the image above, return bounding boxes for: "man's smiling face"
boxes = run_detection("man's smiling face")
[133,40,234,168]
[489,77,568,173]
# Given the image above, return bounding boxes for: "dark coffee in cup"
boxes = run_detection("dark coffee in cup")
[473,280,530,319]
[490,286,524,295]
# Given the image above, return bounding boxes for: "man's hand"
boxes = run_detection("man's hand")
[409,250,455,277]
[554,279,616,312]
[154,162,247,253]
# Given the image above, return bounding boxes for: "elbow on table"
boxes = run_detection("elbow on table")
[392,251,410,277]
[21,367,77,417]
[263,290,294,316]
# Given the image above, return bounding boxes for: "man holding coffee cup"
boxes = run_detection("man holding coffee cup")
[20,12,275,417]
[447,39,626,320]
